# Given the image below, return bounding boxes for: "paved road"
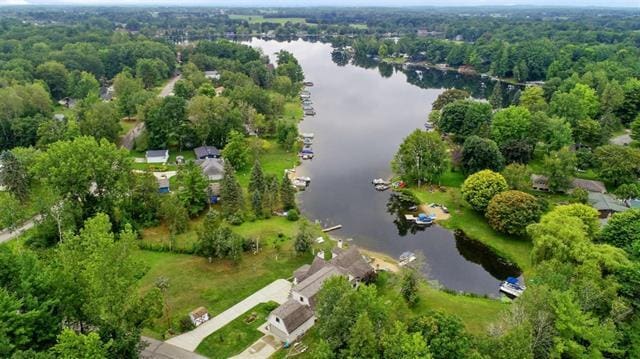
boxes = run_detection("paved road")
[141,336,207,359]
[0,215,41,244]
[166,279,292,352]
[120,75,182,150]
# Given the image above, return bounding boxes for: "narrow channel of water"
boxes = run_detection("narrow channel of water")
[247,38,521,296]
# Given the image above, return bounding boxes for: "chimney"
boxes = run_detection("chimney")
[337,239,343,249]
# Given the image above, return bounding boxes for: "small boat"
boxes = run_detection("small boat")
[301,132,314,139]
[292,179,307,190]
[300,90,311,96]
[399,251,416,266]
[303,81,314,87]
[299,147,314,160]
[300,93,311,99]
[404,214,416,222]
[392,181,406,189]
[295,176,311,184]
[372,178,390,185]
[304,109,316,116]
[303,105,314,111]
[415,213,433,225]
[441,206,449,214]
[303,138,313,145]
[500,277,526,298]
[375,184,390,191]
[302,100,313,106]
[408,205,418,211]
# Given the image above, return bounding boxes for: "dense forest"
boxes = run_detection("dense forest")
[0,5,639,359]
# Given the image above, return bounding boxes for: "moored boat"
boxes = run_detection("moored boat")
[399,251,416,266]
[499,277,526,297]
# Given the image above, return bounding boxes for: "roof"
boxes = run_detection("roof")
[531,174,549,187]
[271,299,314,333]
[190,306,208,319]
[293,265,343,299]
[588,192,629,212]
[194,146,220,158]
[626,199,640,209]
[293,264,311,283]
[157,177,170,188]
[330,247,373,280]
[571,178,607,193]
[197,158,225,179]
[146,150,168,158]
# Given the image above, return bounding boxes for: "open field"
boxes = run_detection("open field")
[229,14,308,24]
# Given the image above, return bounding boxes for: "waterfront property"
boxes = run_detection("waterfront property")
[266,246,375,344]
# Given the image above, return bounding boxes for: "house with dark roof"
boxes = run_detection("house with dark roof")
[589,192,629,219]
[571,178,607,194]
[266,246,374,344]
[194,146,220,160]
[196,158,225,181]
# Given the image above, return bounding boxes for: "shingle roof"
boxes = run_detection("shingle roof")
[197,158,225,179]
[293,264,311,283]
[271,299,314,333]
[571,178,607,193]
[588,192,629,212]
[330,247,373,280]
[293,265,342,299]
[194,146,220,159]
[190,306,208,319]
[146,150,168,158]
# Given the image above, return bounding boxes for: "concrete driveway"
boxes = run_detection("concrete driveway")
[141,336,207,359]
[0,215,41,244]
[166,279,292,352]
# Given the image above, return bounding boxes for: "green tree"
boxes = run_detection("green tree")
[541,116,573,152]
[410,311,471,359]
[461,135,504,175]
[0,150,30,200]
[501,163,531,191]
[222,130,250,171]
[177,161,208,217]
[616,78,640,126]
[173,79,195,99]
[600,80,624,115]
[630,115,640,142]
[142,96,188,150]
[489,83,504,109]
[491,106,534,163]
[542,148,576,192]
[381,321,431,359]
[220,161,244,219]
[573,119,603,147]
[461,170,508,212]
[78,101,121,143]
[594,145,640,186]
[485,190,542,235]
[392,130,448,186]
[614,183,640,200]
[400,270,419,307]
[598,209,640,254]
[68,71,100,100]
[439,100,492,140]
[51,329,108,359]
[294,222,312,254]
[347,313,380,359]
[159,195,188,235]
[113,71,148,119]
[251,190,263,218]
[280,175,296,211]
[136,58,168,89]
[432,89,470,111]
[248,161,265,195]
[35,61,69,100]
[518,86,547,113]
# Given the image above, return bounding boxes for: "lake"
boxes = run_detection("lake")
[247,38,521,296]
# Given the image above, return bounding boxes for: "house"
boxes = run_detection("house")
[197,158,225,181]
[588,192,629,219]
[571,178,607,193]
[189,307,209,327]
[267,246,375,344]
[194,146,220,159]
[531,174,549,191]
[208,182,221,204]
[145,150,169,164]
[157,176,170,193]
[53,114,65,122]
[204,70,220,80]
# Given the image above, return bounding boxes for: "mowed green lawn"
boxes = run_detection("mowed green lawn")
[229,14,308,24]
[195,301,279,358]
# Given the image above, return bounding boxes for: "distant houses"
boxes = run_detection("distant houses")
[145,150,169,164]
[266,246,375,345]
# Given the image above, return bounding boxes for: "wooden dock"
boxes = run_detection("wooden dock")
[322,225,342,233]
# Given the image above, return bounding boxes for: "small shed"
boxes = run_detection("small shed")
[194,146,220,159]
[189,307,209,327]
[204,70,220,80]
[208,182,221,204]
[215,86,225,96]
[146,150,169,164]
[197,158,225,181]
[531,174,549,192]
[157,176,170,193]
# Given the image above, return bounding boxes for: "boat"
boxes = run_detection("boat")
[302,100,313,106]
[301,132,314,139]
[300,93,311,99]
[399,251,416,266]
[292,179,308,190]
[375,184,390,191]
[300,90,311,96]
[303,105,314,111]
[299,147,314,160]
[304,109,316,116]
[415,213,433,225]
[499,277,526,297]
[295,176,311,184]
[392,181,406,189]
[303,81,314,87]
[404,214,416,222]
[303,138,313,145]
[372,178,390,185]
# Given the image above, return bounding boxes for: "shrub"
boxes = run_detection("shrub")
[485,190,543,236]
[461,170,508,212]
[287,209,300,221]
[178,316,195,333]
[571,188,589,204]
[227,213,244,225]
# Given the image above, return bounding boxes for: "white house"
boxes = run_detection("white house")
[145,150,169,164]
[189,307,209,327]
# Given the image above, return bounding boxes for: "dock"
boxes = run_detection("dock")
[322,225,342,232]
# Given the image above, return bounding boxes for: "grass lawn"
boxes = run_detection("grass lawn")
[229,14,308,24]
[119,118,138,135]
[138,241,313,339]
[411,186,533,273]
[236,140,299,188]
[382,56,407,64]
[349,23,368,30]
[195,301,279,358]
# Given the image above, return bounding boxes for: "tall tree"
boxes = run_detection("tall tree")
[460,135,504,175]
[346,313,379,359]
[113,71,148,120]
[222,130,250,171]
[543,148,576,193]
[294,222,312,254]
[280,175,296,211]
[0,150,30,200]
[392,130,448,186]
[220,161,244,219]
[177,161,208,217]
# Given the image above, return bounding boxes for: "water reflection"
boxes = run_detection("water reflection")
[454,231,522,280]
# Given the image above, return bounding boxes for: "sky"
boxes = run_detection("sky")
[0,0,638,7]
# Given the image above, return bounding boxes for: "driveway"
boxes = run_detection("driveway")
[166,279,292,352]
[0,215,41,244]
[141,336,207,359]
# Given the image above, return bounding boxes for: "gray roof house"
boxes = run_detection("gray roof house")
[194,146,220,159]
[196,158,225,181]
[266,246,374,345]
[571,178,607,193]
[589,192,629,219]
[146,150,169,164]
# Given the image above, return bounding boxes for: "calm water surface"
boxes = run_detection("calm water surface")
[248,38,520,296]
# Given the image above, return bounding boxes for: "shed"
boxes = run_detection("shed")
[588,192,629,218]
[189,307,209,327]
[197,158,225,181]
[157,176,170,193]
[531,174,549,191]
[194,146,220,159]
[204,70,220,80]
[208,182,221,204]
[146,150,169,164]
